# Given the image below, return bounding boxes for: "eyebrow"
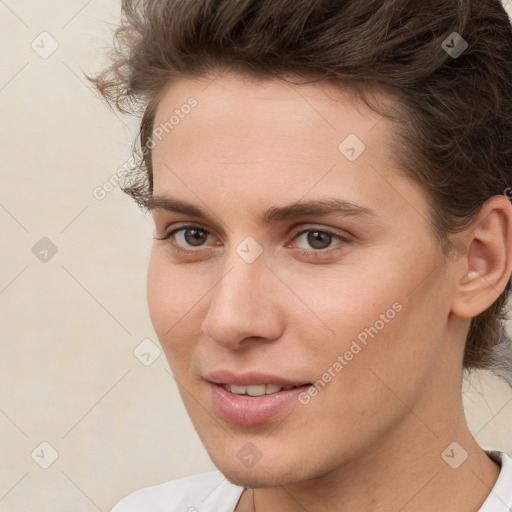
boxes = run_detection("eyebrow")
[147,195,376,224]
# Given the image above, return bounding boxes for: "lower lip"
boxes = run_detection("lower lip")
[207,382,312,426]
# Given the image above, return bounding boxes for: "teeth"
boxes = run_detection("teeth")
[224,384,298,396]
[265,384,282,394]
[246,385,266,396]
[230,384,246,395]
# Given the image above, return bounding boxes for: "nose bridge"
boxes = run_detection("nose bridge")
[201,245,281,347]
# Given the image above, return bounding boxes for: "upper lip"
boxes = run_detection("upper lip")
[204,370,310,387]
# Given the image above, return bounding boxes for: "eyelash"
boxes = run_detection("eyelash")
[156,223,351,258]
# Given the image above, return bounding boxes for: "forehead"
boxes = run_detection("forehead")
[150,72,426,225]
[152,73,392,156]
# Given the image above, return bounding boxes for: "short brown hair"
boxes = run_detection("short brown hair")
[87,0,512,386]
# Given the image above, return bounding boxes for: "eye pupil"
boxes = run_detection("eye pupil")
[307,230,332,249]
[185,228,207,246]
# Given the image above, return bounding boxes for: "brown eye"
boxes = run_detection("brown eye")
[290,227,351,257]
[306,230,333,249]
[183,227,209,246]
[158,224,215,250]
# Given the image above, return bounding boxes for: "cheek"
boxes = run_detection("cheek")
[316,276,447,422]
[146,247,214,362]
[147,249,192,346]
[294,256,443,383]
[278,262,403,347]
[147,250,171,335]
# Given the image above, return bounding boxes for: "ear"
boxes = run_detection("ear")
[451,195,512,318]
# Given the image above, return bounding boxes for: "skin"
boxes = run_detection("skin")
[146,71,512,512]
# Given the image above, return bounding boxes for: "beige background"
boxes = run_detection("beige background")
[1,1,512,511]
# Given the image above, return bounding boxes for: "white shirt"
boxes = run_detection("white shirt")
[111,450,512,512]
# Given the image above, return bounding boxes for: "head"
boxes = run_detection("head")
[89,0,512,488]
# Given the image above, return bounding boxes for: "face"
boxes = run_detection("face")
[147,72,457,488]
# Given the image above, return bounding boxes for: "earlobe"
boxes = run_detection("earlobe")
[451,195,512,319]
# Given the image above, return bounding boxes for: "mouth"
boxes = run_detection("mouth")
[205,373,313,425]
[221,383,307,396]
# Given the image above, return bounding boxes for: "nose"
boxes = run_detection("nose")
[200,248,284,350]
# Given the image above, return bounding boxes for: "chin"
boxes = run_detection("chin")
[208,447,317,489]
[222,464,306,489]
